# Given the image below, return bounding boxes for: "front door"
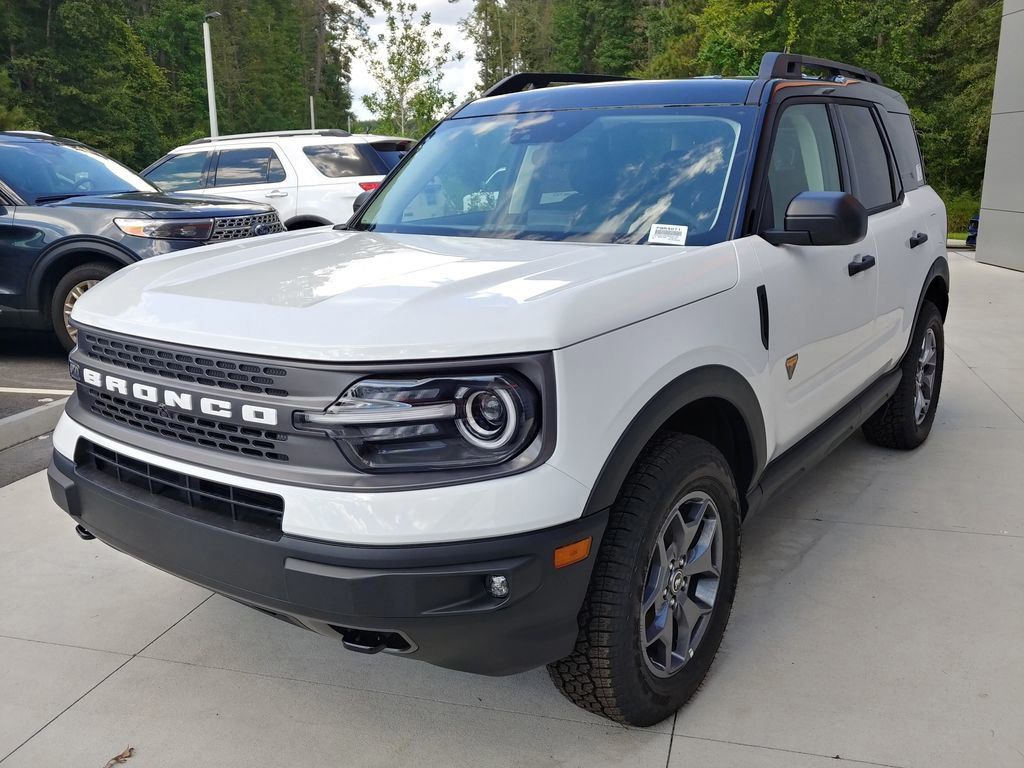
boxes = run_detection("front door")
[752,101,880,452]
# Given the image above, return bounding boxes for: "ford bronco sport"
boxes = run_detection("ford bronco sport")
[48,53,948,726]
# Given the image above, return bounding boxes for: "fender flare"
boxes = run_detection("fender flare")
[284,215,332,230]
[581,365,767,517]
[900,256,950,363]
[27,237,137,312]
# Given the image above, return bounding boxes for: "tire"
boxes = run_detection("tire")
[50,262,116,352]
[862,300,944,450]
[548,433,741,726]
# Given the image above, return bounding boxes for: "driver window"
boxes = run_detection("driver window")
[766,104,842,229]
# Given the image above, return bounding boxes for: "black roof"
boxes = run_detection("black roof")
[454,52,907,119]
[456,78,757,118]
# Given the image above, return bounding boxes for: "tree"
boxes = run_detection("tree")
[359,0,463,137]
[0,70,33,131]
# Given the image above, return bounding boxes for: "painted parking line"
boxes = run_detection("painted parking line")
[0,387,74,396]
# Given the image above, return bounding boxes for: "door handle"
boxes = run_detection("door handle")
[265,190,289,198]
[848,254,876,276]
[909,231,928,248]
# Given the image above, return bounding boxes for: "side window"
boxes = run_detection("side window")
[884,112,924,191]
[145,152,209,192]
[302,144,379,178]
[838,105,896,210]
[766,103,842,229]
[213,147,286,187]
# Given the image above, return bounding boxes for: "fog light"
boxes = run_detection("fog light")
[485,575,509,598]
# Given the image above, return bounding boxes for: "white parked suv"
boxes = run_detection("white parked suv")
[141,129,413,229]
[50,54,948,726]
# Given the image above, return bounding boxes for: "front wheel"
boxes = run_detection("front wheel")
[50,262,115,351]
[862,300,944,449]
[548,433,740,726]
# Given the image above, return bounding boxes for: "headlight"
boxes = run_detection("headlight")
[114,217,215,240]
[295,373,539,472]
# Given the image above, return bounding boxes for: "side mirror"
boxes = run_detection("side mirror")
[762,191,867,247]
[352,190,373,214]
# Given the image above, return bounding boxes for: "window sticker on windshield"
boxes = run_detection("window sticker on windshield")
[648,223,688,246]
[915,163,923,182]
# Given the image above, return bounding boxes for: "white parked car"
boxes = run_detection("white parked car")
[52,54,948,727]
[141,130,413,229]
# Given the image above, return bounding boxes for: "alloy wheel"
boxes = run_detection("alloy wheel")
[915,327,938,424]
[62,280,98,343]
[640,490,723,678]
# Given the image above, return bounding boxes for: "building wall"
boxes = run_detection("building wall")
[977,0,1024,271]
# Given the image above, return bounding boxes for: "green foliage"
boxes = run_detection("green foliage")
[463,0,1000,199]
[0,0,362,168]
[944,194,979,234]
[359,0,462,137]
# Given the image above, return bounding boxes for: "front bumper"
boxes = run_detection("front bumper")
[48,449,606,676]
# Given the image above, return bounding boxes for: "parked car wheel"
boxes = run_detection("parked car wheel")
[548,433,740,726]
[50,262,115,351]
[862,300,944,449]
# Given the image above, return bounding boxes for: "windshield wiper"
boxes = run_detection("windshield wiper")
[34,190,130,204]
[33,193,93,204]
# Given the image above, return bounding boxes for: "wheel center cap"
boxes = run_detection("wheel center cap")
[669,570,686,594]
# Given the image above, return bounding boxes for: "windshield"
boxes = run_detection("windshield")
[353,106,754,245]
[0,140,155,204]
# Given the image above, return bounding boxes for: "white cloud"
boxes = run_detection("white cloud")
[349,0,479,124]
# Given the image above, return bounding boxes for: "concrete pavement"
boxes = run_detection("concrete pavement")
[1,251,1021,767]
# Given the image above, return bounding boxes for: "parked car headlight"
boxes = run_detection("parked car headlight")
[295,373,539,472]
[114,217,215,240]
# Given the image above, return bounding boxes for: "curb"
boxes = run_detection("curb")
[0,398,67,452]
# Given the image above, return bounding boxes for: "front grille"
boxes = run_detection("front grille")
[86,388,289,462]
[209,212,284,240]
[78,439,284,537]
[78,331,289,397]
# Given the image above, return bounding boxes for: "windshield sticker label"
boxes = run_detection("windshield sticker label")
[649,223,688,246]
[915,163,923,182]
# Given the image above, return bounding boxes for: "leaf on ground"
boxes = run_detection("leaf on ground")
[101,746,135,768]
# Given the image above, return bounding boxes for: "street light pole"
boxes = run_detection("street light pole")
[203,12,221,138]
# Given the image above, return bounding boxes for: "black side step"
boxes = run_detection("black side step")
[746,368,902,515]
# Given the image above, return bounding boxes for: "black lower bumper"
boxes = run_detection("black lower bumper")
[48,450,606,676]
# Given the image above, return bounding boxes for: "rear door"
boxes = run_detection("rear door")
[751,100,881,452]
[208,145,297,221]
[142,150,212,194]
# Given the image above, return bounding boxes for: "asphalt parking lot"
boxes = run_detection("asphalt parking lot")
[1,251,1022,767]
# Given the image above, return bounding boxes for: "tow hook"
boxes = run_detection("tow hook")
[75,524,96,541]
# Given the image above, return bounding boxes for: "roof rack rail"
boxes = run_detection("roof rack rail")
[481,72,634,98]
[2,130,54,137]
[758,52,882,85]
[188,128,352,145]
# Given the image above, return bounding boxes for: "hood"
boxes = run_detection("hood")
[48,191,275,218]
[71,229,738,361]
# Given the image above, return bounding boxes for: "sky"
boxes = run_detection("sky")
[348,0,479,121]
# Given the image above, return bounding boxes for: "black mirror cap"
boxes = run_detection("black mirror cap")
[352,190,373,214]
[763,191,868,247]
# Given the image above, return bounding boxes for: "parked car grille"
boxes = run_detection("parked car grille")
[78,331,290,397]
[78,439,284,538]
[209,212,284,240]
[84,388,289,462]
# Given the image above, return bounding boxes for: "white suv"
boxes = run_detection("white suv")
[142,130,413,229]
[50,54,948,727]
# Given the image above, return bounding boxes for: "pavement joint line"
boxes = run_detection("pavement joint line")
[767,514,1024,539]
[0,633,132,658]
[0,593,214,765]
[945,345,1024,426]
[0,387,74,396]
[670,732,908,768]
[664,710,679,768]
[132,651,657,734]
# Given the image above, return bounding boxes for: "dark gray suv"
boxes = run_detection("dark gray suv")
[0,132,283,350]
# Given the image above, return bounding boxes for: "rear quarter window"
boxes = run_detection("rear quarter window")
[884,112,925,191]
[302,144,380,178]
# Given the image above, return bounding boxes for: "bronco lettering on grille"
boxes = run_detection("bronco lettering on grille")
[78,367,278,426]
